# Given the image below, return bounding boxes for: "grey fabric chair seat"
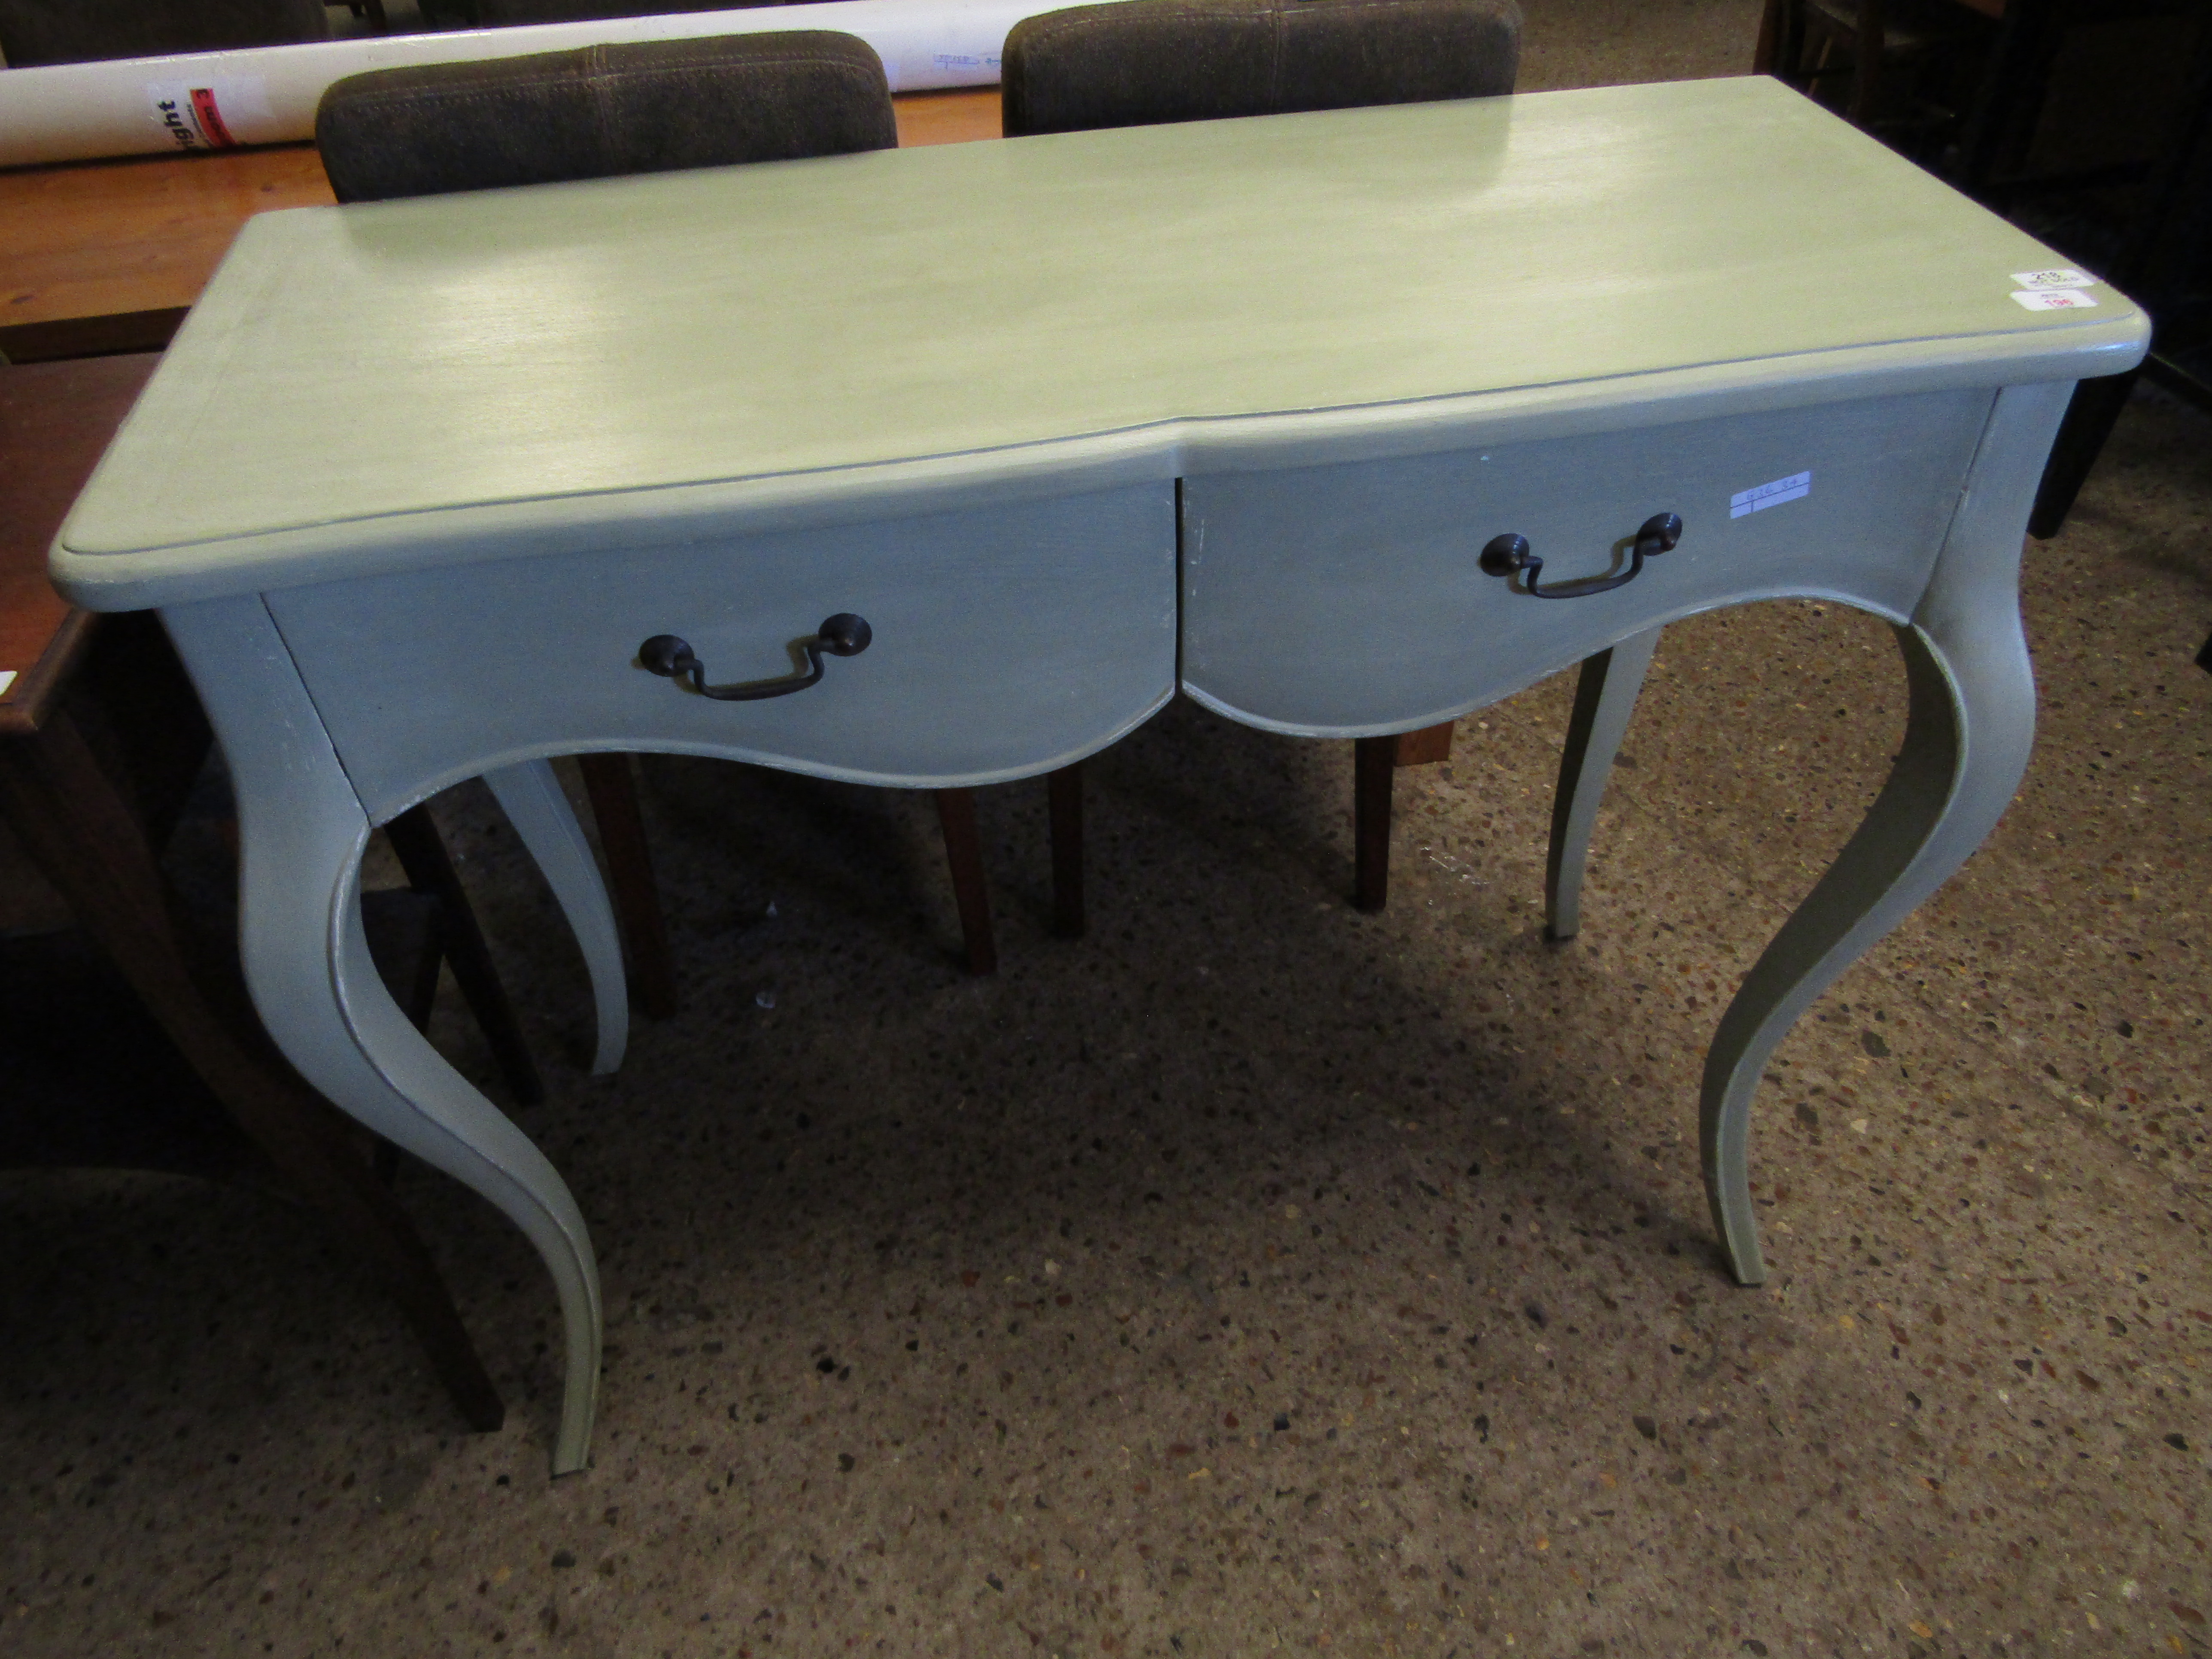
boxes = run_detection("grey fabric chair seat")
[1001,0,1522,137]
[0,0,328,67]
[316,31,896,202]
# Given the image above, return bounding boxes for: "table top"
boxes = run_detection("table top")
[55,76,2144,610]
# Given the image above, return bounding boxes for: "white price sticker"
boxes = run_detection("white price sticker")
[2010,269,2094,289]
[2011,289,2099,311]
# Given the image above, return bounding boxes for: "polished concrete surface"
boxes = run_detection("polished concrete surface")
[5,3,2211,1654]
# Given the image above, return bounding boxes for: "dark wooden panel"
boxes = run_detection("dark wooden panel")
[0,352,160,734]
[0,306,187,363]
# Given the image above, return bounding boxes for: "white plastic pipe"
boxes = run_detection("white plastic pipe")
[0,0,1049,168]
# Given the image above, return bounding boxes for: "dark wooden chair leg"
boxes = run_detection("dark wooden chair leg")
[934,787,997,975]
[2029,369,2141,537]
[0,707,503,1431]
[1047,762,1085,938]
[1392,720,1455,767]
[1847,0,1887,126]
[1753,0,1786,73]
[383,802,545,1106]
[576,751,678,1019]
[1345,723,1455,913]
[360,888,446,1033]
[1353,735,1395,912]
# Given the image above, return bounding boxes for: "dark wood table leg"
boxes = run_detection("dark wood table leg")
[383,802,545,1106]
[577,751,678,1019]
[1047,763,1085,938]
[0,704,503,1431]
[1353,735,1395,912]
[934,787,998,975]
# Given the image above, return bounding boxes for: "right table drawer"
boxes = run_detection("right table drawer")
[1179,387,1995,733]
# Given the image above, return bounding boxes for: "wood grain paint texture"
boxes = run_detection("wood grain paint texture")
[55,78,2143,605]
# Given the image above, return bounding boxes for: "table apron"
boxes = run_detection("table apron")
[261,389,1998,814]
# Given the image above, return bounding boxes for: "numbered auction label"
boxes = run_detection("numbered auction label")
[2011,289,2100,311]
[2010,269,2095,289]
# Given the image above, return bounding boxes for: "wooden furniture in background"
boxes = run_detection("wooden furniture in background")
[0,89,1000,349]
[2025,7,2212,534]
[0,352,503,1432]
[1756,0,1997,153]
[1347,725,1458,911]
[0,144,335,350]
[1934,0,2212,535]
[0,90,995,347]
[0,0,332,68]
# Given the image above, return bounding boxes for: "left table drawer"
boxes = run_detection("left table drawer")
[266,483,1178,821]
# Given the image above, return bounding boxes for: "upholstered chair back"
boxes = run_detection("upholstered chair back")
[1001,0,1522,137]
[316,31,897,204]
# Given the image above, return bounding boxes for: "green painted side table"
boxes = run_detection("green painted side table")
[53,78,2147,1474]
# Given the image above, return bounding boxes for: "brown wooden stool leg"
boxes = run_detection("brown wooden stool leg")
[383,802,545,1106]
[1047,762,1084,938]
[0,708,503,1431]
[577,751,678,1018]
[1353,735,1395,912]
[934,787,997,975]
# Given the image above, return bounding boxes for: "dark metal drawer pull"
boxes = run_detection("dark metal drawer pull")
[1479,512,1682,599]
[637,614,872,702]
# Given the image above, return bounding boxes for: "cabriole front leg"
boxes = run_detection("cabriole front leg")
[163,597,604,1474]
[1697,378,2064,1286]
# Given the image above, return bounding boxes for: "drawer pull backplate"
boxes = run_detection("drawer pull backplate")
[1480,512,1682,599]
[638,614,872,702]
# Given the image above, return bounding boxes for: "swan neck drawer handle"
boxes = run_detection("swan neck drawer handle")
[1479,513,1682,599]
[637,614,872,702]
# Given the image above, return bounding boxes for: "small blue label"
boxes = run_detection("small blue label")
[1730,471,1811,519]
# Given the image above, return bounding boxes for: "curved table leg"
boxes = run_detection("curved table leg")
[1545,626,1661,942]
[1698,380,2063,1285]
[484,759,629,1076]
[166,598,602,1474]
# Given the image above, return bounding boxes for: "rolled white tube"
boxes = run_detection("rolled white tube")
[0,0,1051,168]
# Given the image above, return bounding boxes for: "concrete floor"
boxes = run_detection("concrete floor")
[6,3,2212,1655]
